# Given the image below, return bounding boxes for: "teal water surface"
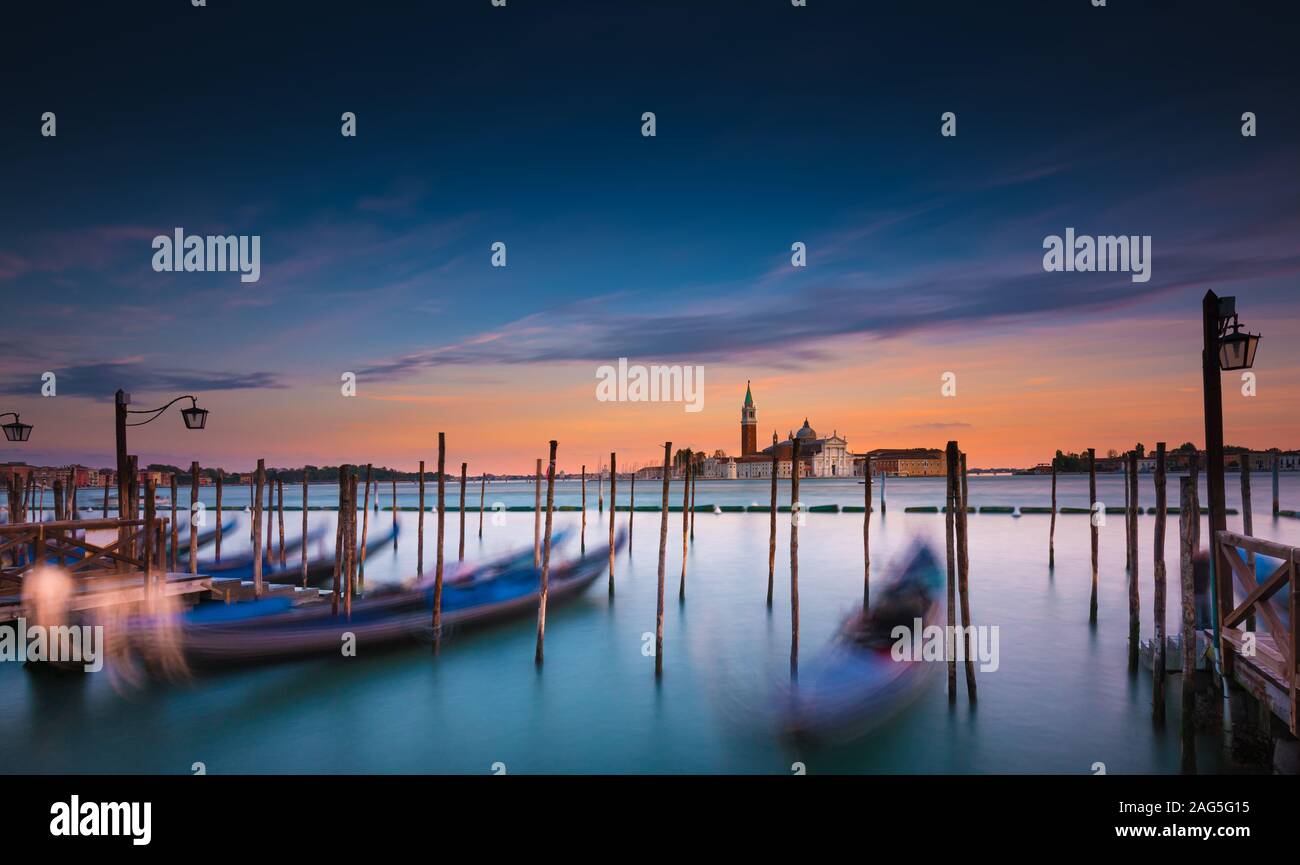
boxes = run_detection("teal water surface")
[2,475,1297,774]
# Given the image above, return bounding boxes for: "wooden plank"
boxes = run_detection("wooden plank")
[1219,529,1299,565]
[1223,557,1289,630]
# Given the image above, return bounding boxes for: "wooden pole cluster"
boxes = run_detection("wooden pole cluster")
[863,455,871,610]
[417,459,426,575]
[654,441,672,677]
[1127,451,1140,670]
[534,439,557,665]
[1179,475,1199,774]
[434,433,447,652]
[1152,442,1168,720]
[253,459,265,599]
[790,438,802,678]
[678,450,691,600]
[608,451,617,596]
[1088,447,1099,624]
[767,439,778,607]
[1049,456,1057,569]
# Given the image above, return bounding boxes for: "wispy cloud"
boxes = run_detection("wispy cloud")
[0,360,284,399]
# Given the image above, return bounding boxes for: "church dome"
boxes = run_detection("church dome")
[795,418,817,440]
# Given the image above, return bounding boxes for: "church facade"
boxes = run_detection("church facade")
[699,383,856,479]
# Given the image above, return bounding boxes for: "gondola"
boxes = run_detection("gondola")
[780,543,945,743]
[195,523,335,581]
[130,529,618,669]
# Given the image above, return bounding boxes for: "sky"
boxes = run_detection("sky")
[1,0,1297,473]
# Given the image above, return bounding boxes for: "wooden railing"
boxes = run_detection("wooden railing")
[0,517,171,590]
[1216,529,1298,734]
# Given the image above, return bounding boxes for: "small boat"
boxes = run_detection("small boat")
[131,529,620,669]
[780,543,945,743]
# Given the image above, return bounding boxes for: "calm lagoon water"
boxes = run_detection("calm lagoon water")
[3,474,1298,774]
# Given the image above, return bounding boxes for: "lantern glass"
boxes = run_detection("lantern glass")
[181,406,209,430]
[1218,332,1260,371]
[3,420,32,442]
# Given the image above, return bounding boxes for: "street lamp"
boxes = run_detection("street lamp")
[1200,290,1263,678]
[114,390,208,521]
[1214,297,1261,371]
[1,412,32,442]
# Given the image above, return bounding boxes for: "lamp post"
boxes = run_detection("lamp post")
[1200,290,1261,678]
[1,412,33,442]
[114,389,208,523]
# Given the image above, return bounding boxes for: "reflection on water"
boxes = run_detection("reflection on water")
[2,475,1296,773]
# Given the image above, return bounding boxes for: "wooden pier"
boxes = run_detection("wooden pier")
[0,516,326,623]
[1212,529,1299,735]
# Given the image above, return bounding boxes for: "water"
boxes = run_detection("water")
[3,474,1298,774]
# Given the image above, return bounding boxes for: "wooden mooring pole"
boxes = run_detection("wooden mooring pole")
[1153,442,1167,721]
[1241,453,1255,633]
[767,438,778,607]
[945,444,958,701]
[863,454,871,610]
[332,466,345,614]
[957,450,976,701]
[678,450,691,600]
[345,473,356,620]
[360,464,372,589]
[689,459,696,542]
[654,442,672,678]
[1272,452,1280,517]
[215,473,224,561]
[535,439,557,666]
[434,433,447,652]
[1049,456,1057,569]
[458,462,467,562]
[277,477,286,567]
[580,465,586,554]
[478,472,486,539]
[790,438,802,679]
[534,458,542,568]
[253,459,265,599]
[629,471,635,553]
[169,474,178,572]
[608,451,617,596]
[1179,475,1199,774]
[144,478,156,599]
[1128,451,1140,670]
[301,470,308,587]
[417,460,426,575]
[1088,447,1098,624]
[102,475,110,519]
[190,461,200,574]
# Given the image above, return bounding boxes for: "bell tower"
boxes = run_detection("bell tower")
[740,381,757,456]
